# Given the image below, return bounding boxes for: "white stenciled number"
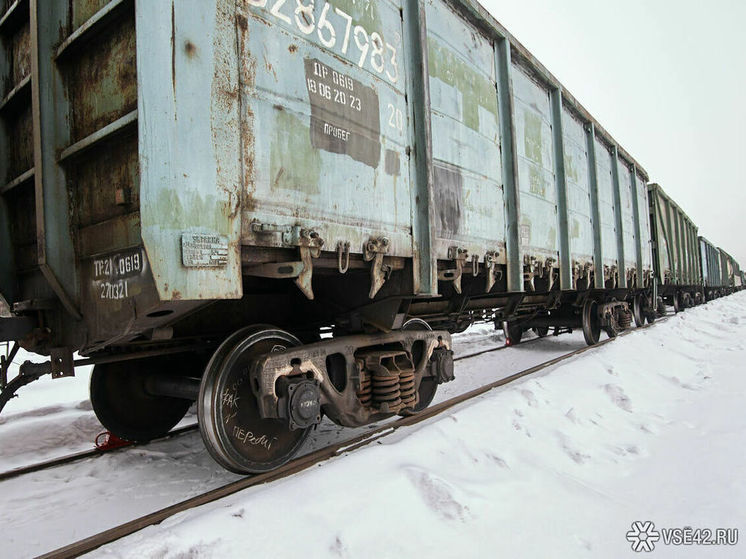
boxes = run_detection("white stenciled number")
[386,43,399,83]
[317,3,336,48]
[100,281,128,300]
[369,32,385,74]
[318,81,332,100]
[353,26,370,68]
[252,0,401,86]
[270,0,292,25]
[388,103,403,131]
[335,7,352,54]
[294,0,315,34]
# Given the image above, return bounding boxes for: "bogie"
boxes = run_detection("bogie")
[198,325,454,473]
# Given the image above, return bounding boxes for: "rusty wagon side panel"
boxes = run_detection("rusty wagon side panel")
[425,0,506,268]
[699,236,722,289]
[0,0,38,310]
[636,169,653,284]
[560,107,594,288]
[137,0,243,304]
[237,1,415,279]
[617,159,637,283]
[648,183,700,287]
[511,64,559,274]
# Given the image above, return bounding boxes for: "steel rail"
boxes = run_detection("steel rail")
[0,424,199,483]
[454,335,542,361]
[37,316,669,559]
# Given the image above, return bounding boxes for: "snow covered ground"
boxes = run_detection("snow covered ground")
[2,294,745,558]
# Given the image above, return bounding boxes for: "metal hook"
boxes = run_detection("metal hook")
[471,255,480,277]
[337,241,350,274]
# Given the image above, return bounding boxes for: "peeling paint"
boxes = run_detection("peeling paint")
[564,152,579,183]
[428,37,498,132]
[528,165,546,198]
[155,189,231,236]
[72,0,110,30]
[68,13,137,142]
[332,0,382,35]
[433,163,463,236]
[547,227,557,249]
[523,110,543,165]
[270,110,322,194]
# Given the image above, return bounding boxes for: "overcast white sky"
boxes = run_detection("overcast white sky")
[480,0,746,267]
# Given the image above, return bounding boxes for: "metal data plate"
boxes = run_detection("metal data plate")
[182,233,229,268]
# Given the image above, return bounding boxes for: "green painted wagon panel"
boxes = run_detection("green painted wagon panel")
[594,138,619,273]
[512,66,558,264]
[561,108,594,271]
[239,0,413,260]
[618,161,637,273]
[425,0,505,265]
[636,171,652,274]
[699,236,722,288]
[648,183,700,287]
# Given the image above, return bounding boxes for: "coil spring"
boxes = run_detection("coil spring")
[356,352,417,413]
[357,371,372,406]
[372,374,401,412]
[399,370,416,408]
[618,308,633,329]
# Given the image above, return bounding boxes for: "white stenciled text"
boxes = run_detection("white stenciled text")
[246,0,399,83]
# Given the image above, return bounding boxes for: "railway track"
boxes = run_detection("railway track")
[0,337,535,483]
[0,424,200,483]
[37,318,668,559]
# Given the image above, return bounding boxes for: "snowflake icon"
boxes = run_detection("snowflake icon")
[626,521,661,552]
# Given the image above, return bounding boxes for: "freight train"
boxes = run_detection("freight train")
[0,0,742,473]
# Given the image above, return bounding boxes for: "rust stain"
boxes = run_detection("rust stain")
[262,52,278,82]
[208,0,244,229]
[236,3,258,217]
[6,103,33,178]
[273,167,286,189]
[71,132,139,230]
[10,22,31,85]
[71,0,111,30]
[68,12,137,142]
[172,290,182,300]
[288,44,298,54]
[184,40,198,58]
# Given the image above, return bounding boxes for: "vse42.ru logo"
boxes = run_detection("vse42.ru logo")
[627,522,738,552]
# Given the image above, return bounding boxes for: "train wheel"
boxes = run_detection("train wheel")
[673,292,682,313]
[198,326,312,474]
[402,319,438,412]
[582,300,601,346]
[90,356,196,443]
[502,321,523,346]
[533,327,549,338]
